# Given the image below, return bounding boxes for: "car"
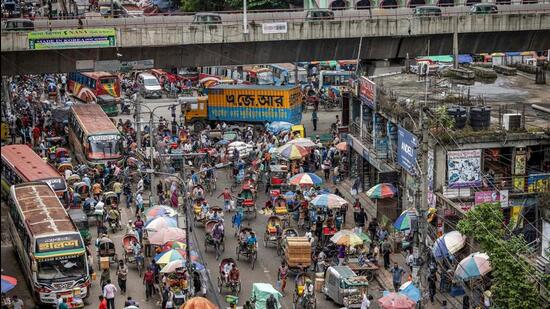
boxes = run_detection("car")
[1,18,34,31]
[414,5,442,16]
[469,3,498,14]
[192,13,222,25]
[305,9,335,21]
[137,73,162,98]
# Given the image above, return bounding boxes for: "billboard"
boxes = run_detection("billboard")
[28,28,116,50]
[447,149,482,188]
[359,76,376,109]
[474,191,500,206]
[397,126,418,175]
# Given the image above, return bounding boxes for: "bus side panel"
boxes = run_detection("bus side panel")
[68,130,85,164]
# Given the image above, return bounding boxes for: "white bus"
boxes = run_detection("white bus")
[269,63,308,86]
[7,182,90,306]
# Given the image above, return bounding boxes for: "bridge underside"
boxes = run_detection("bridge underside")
[2,30,549,75]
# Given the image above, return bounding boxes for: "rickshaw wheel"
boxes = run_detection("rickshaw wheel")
[237,282,241,294]
[263,235,267,247]
[236,247,240,260]
[251,252,256,270]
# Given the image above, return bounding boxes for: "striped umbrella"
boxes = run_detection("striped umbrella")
[277,144,309,160]
[162,241,187,251]
[288,173,323,187]
[310,193,348,209]
[154,249,187,265]
[1,275,17,293]
[160,259,205,273]
[149,227,186,245]
[455,252,492,281]
[330,230,363,247]
[145,216,178,232]
[366,183,398,199]
[394,209,418,232]
[145,205,177,219]
[287,138,317,148]
[432,231,467,260]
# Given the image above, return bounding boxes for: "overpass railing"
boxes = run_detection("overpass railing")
[4,4,549,32]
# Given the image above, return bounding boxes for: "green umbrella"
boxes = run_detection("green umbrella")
[355,231,371,244]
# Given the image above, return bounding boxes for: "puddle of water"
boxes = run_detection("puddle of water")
[447,77,528,100]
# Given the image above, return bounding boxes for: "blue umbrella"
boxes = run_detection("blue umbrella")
[284,191,296,199]
[216,139,230,145]
[1,275,17,293]
[266,121,293,134]
[399,281,421,303]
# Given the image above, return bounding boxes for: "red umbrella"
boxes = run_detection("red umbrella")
[378,292,416,309]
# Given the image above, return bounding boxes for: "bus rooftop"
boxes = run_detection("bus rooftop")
[71,104,118,135]
[1,144,64,182]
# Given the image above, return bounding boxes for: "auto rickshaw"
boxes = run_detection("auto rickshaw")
[103,191,119,209]
[68,208,91,245]
[269,164,288,189]
[55,147,71,163]
[97,238,117,268]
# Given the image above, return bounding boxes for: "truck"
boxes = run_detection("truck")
[322,266,369,308]
[182,85,302,132]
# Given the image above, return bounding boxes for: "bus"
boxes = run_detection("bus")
[269,63,308,86]
[1,144,69,205]
[67,71,121,116]
[68,104,123,166]
[318,70,353,92]
[7,182,90,306]
[242,66,274,85]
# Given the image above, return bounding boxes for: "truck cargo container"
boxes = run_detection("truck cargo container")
[183,85,302,131]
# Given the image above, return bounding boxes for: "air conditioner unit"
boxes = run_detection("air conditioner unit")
[502,113,521,131]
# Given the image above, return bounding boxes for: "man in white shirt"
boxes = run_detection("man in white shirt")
[103,279,118,309]
[360,293,373,309]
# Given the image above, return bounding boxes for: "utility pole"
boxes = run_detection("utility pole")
[294,62,299,85]
[135,94,142,151]
[243,0,249,34]
[453,16,459,69]
[149,113,155,206]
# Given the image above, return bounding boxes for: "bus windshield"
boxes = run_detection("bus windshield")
[87,135,122,159]
[37,255,87,281]
[100,77,117,85]
[257,71,274,85]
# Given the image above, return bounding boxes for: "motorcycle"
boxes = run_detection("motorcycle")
[121,98,132,115]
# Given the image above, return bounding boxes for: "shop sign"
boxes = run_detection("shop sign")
[427,150,435,208]
[359,76,376,109]
[527,173,550,193]
[513,177,525,192]
[514,151,527,175]
[474,191,500,206]
[499,190,509,208]
[28,28,116,50]
[447,149,482,188]
[397,126,418,176]
[262,22,288,34]
[36,235,82,253]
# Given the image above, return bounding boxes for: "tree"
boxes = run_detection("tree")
[226,0,291,10]
[457,203,542,309]
[180,0,226,12]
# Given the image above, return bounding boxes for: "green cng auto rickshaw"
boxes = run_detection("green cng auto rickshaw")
[68,208,91,245]
[96,94,119,117]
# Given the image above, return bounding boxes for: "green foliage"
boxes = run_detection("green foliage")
[457,203,542,309]
[225,0,291,10]
[180,0,225,12]
[427,105,454,130]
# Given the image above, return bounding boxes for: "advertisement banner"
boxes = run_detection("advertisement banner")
[36,234,83,253]
[474,191,500,206]
[427,149,436,208]
[28,28,116,50]
[514,151,526,175]
[262,22,288,34]
[527,173,550,193]
[397,126,418,176]
[359,76,376,109]
[500,190,509,208]
[447,149,482,188]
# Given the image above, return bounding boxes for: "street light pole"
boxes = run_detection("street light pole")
[243,0,249,34]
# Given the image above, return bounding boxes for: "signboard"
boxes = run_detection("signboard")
[42,177,67,192]
[262,22,288,34]
[359,76,376,109]
[121,59,155,71]
[500,190,509,208]
[36,234,83,253]
[427,149,436,208]
[514,151,526,175]
[474,191,500,206]
[447,149,482,188]
[28,28,116,50]
[95,60,121,72]
[88,134,120,141]
[527,173,550,192]
[397,126,418,175]
[76,60,94,71]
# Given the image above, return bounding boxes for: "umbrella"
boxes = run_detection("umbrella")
[1,275,17,293]
[181,296,218,309]
[432,231,467,260]
[366,183,397,199]
[145,216,178,232]
[228,141,248,148]
[154,249,187,265]
[355,231,371,244]
[399,281,421,303]
[330,230,364,247]
[287,137,317,148]
[162,241,187,251]
[149,227,186,245]
[216,139,230,145]
[145,205,177,219]
[335,141,348,151]
[283,191,296,200]
[393,209,418,232]
[310,193,348,209]
[277,144,309,160]
[378,292,416,309]
[455,252,491,281]
[288,173,323,187]
[160,259,205,273]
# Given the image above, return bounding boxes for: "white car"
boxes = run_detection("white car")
[137,73,162,98]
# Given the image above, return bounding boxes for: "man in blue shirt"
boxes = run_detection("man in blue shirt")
[390,263,405,292]
[246,232,257,250]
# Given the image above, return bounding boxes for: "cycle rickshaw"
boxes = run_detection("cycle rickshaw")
[217,258,241,295]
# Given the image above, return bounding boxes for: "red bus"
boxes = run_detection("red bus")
[67,72,121,115]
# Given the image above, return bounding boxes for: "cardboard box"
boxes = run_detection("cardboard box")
[100,257,110,270]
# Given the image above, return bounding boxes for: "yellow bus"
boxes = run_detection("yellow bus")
[68,104,123,166]
[7,182,90,306]
[1,144,68,204]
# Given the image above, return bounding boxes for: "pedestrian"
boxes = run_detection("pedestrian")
[390,263,405,292]
[217,188,234,212]
[11,295,23,309]
[57,298,69,309]
[116,260,128,294]
[98,295,107,309]
[266,294,277,309]
[353,198,361,222]
[355,208,367,233]
[462,294,470,309]
[322,158,331,181]
[382,238,392,269]
[134,215,144,243]
[277,261,289,293]
[100,268,110,291]
[311,109,318,131]
[441,300,449,309]
[428,272,437,304]
[103,279,117,309]
[143,267,155,301]
[360,293,373,309]
[135,192,144,216]
[368,218,379,242]
[406,249,414,272]
[113,180,122,202]
[338,244,346,265]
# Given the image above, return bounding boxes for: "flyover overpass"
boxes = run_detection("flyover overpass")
[1,5,550,75]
